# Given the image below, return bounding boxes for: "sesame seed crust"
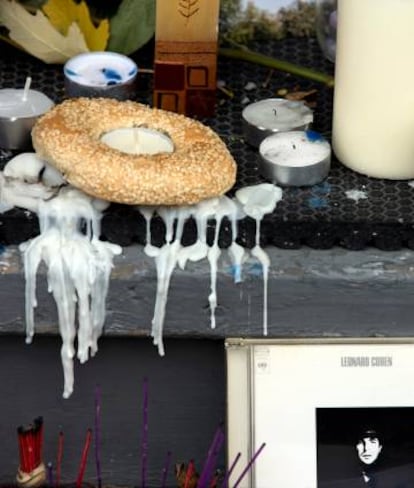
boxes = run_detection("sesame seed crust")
[31,98,237,206]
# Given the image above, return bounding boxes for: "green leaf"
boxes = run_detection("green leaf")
[107,0,155,55]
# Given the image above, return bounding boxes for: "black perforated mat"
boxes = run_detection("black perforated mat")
[1,37,413,251]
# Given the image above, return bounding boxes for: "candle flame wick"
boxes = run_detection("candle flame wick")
[22,76,32,102]
[273,108,277,117]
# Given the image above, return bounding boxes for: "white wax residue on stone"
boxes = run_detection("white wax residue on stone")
[101,128,174,155]
[0,89,54,118]
[1,154,121,399]
[64,52,137,87]
[235,183,283,335]
[260,131,331,167]
[345,189,368,202]
[242,98,313,131]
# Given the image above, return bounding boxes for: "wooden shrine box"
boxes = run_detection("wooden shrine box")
[153,0,219,117]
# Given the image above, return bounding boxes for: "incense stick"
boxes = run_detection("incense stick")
[47,462,54,487]
[56,431,64,488]
[184,459,195,488]
[220,451,241,488]
[160,450,172,488]
[76,429,92,488]
[141,377,149,488]
[232,442,266,488]
[94,385,102,488]
[198,426,225,488]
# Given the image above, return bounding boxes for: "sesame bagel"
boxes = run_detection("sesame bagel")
[31,98,237,206]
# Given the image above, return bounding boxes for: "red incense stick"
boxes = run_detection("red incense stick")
[17,427,30,473]
[34,417,43,468]
[184,459,195,488]
[56,431,64,488]
[76,429,92,488]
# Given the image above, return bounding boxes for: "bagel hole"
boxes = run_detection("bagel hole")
[100,127,174,155]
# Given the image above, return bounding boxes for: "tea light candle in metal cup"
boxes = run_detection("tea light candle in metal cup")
[0,77,54,150]
[100,127,174,155]
[242,98,314,147]
[259,130,331,186]
[64,51,138,100]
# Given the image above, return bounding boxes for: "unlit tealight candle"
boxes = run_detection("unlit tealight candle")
[101,127,174,155]
[0,79,54,149]
[64,51,138,100]
[259,130,331,186]
[242,98,313,147]
[0,88,53,118]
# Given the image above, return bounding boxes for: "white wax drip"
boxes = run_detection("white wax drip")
[143,205,194,355]
[235,183,283,335]
[1,155,121,398]
[20,187,121,398]
[142,185,282,344]
[1,150,283,395]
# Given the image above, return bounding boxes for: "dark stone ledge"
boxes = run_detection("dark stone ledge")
[1,245,414,340]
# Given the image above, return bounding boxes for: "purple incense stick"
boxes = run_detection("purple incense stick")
[160,450,172,488]
[94,384,102,488]
[205,429,225,487]
[47,461,53,487]
[198,426,225,488]
[220,451,241,488]
[232,442,266,488]
[141,377,149,488]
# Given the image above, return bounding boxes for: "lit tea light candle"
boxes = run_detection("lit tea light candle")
[0,77,54,150]
[101,127,174,155]
[64,51,138,100]
[242,98,313,147]
[259,130,331,186]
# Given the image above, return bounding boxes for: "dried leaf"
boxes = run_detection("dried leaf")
[107,0,155,55]
[284,88,318,101]
[0,0,88,63]
[42,0,109,51]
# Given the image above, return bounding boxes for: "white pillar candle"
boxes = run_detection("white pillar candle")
[101,127,174,155]
[333,0,414,179]
[259,130,331,186]
[242,98,313,147]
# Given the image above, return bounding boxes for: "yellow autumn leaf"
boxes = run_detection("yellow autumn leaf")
[0,0,89,63]
[42,0,109,51]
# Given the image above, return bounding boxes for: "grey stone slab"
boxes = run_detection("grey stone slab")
[1,245,414,340]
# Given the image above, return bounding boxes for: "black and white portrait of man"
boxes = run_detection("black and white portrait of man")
[317,407,414,487]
